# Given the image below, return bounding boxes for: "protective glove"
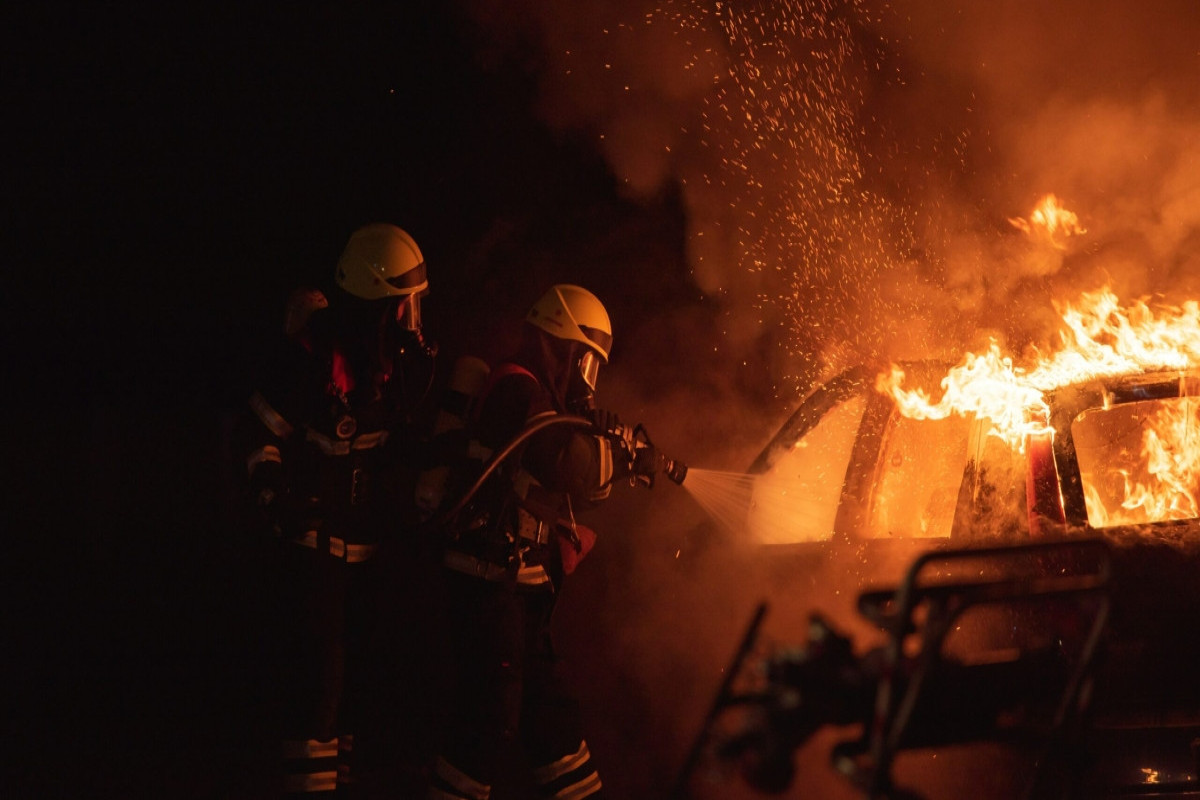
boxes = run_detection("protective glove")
[590,408,622,437]
[632,444,662,488]
[257,487,322,540]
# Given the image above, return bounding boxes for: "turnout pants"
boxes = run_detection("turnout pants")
[269,540,376,797]
[429,569,602,799]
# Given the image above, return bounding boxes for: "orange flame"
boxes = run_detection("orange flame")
[877,194,1200,528]
[881,288,1200,450]
[1008,193,1086,248]
[1087,399,1200,526]
[876,346,1049,450]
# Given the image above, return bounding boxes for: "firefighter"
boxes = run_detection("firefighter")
[236,222,435,797]
[425,284,660,800]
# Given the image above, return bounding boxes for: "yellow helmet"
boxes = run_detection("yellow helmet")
[526,284,613,361]
[334,223,429,300]
[527,284,612,393]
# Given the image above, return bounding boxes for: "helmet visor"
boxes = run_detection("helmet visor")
[394,292,422,332]
[385,260,428,292]
[579,324,612,361]
[579,350,601,391]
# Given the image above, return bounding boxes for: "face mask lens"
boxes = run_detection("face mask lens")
[579,350,600,390]
[395,294,422,332]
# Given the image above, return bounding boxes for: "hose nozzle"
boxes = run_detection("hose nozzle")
[662,456,688,486]
[602,420,688,488]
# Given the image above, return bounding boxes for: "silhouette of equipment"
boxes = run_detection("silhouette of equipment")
[675,538,1113,799]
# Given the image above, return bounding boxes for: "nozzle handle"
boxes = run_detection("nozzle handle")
[603,419,687,487]
[663,456,688,485]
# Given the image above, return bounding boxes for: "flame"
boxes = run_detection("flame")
[876,194,1200,528]
[881,287,1200,451]
[1008,193,1086,248]
[876,347,1049,450]
[1086,399,1200,527]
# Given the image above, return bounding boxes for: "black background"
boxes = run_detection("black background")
[6,3,714,796]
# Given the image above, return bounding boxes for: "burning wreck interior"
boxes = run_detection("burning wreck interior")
[14,0,1200,798]
[674,326,1200,797]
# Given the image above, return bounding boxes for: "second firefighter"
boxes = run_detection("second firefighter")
[424,284,663,800]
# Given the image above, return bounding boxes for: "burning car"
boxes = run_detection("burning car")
[675,296,1200,797]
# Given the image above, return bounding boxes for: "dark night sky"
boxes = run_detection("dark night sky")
[10,4,685,339]
[7,4,702,796]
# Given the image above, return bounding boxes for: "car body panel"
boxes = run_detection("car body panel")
[731,364,1200,796]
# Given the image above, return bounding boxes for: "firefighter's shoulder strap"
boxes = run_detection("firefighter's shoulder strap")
[413,356,557,527]
[469,360,550,492]
[469,361,539,424]
[471,362,571,543]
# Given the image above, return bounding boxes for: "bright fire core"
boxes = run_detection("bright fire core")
[880,196,1200,530]
[737,196,1200,544]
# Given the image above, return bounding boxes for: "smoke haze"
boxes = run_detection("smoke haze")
[453,1,1200,795]
[462,0,1200,380]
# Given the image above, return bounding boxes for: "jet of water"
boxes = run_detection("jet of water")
[679,467,757,536]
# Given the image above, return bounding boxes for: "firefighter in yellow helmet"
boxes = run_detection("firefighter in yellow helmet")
[524,283,612,413]
[235,222,436,798]
[424,284,661,800]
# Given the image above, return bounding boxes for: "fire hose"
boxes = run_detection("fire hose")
[434,413,688,528]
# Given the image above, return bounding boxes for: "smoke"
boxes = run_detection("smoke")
[878,1,1200,356]
[453,1,1200,795]
[460,0,1200,376]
